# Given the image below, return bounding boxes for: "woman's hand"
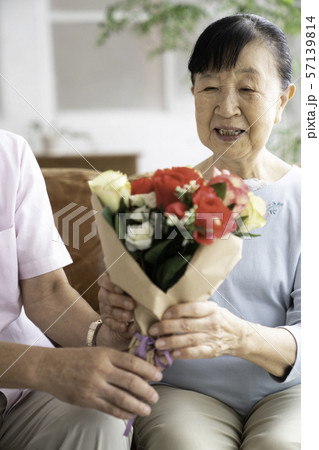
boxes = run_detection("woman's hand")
[98,273,137,348]
[148,301,247,360]
[148,300,297,378]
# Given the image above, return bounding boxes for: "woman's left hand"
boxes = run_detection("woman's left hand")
[148,301,247,360]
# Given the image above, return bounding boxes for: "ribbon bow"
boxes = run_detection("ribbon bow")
[133,332,173,368]
[124,332,173,437]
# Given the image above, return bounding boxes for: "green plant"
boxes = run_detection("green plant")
[97,0,300,55]
[222,0,300,34]
[268,125,301,164]
[98,0,207,54]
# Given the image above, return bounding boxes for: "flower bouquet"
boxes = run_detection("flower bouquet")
[89,166,266,365]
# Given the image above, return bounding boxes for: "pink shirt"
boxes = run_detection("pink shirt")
[0,129,72,414]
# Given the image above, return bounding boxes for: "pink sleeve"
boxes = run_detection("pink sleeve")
[15,138,72,279]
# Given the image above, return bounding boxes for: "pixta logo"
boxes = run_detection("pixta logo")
[53,202,98,250]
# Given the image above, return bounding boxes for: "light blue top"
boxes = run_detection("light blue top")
[161,165,301,418]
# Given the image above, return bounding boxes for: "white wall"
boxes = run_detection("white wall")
[0,0,55,129]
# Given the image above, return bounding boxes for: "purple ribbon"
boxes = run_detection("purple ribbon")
[133,332,173,369]
[123,332,173,437]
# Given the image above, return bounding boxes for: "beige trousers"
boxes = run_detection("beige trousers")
[133,384,301,450]
[0,390,132,450]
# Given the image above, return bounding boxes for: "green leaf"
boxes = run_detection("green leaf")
[210,182,227,200]
[156,253,192,291]
[144,239,174,264]
[102,206,114,228]
[118,197,128,213]
[234,230,261,238]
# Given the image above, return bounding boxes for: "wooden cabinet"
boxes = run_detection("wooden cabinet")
[36,154,139,175]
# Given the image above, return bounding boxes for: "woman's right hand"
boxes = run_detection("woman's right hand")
[98,273,137,344]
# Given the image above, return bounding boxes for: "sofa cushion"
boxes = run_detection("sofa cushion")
[42,168,105,312]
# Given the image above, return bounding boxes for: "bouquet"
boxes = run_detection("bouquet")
[89,166,266,365]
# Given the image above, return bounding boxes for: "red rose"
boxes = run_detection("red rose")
[153,166,204,209]
[193,186,237,244]
[166,201,188,218]
[131,177,154,195]
[208,172,249,213]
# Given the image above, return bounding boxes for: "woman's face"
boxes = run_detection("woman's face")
[192,40,291,162]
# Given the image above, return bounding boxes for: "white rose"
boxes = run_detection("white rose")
[129,208,149,222]
[130,192,157,209]
[130,194,145,207]
[125,221,154,252]
[89,170,131,213]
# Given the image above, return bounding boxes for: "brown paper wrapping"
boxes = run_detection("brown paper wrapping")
[92,193,243,363]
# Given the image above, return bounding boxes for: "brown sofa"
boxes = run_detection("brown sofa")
[42,168,105,312]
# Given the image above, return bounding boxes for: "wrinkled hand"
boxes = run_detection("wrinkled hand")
[98,273,137,347]
[39,346,162,420]
[97,273,171,369]
[148,301,247,360]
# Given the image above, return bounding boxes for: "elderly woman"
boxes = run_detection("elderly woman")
[98,14,301,449]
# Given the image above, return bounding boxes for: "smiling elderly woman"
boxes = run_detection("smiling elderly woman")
[98,14,301,449]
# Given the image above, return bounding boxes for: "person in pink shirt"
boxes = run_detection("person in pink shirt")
[0,129,162,450]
